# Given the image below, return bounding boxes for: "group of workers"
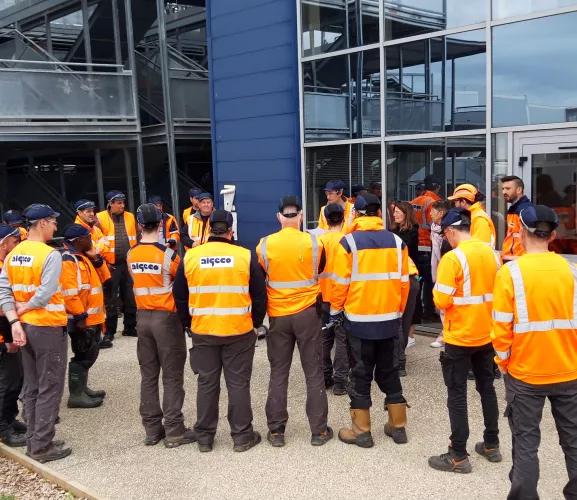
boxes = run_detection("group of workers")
[0,175,575,499]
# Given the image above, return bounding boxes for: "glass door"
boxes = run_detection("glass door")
[514,131,577,260]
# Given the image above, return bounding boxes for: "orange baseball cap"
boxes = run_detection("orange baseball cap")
[448,183,477,203]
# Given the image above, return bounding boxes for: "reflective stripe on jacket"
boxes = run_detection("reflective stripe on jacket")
[330,216,409,327]
[319,230,344,303]
[185,241,253,336]
[127,243,179,312]
[188,212,211,246]
[502,196,533,260]
[75,216,110,259]
[61,250,109,327]
[257,227,321,317]
[492,252,577,384]
[434,238,500,347]
[411,190,441,251]
[96,210,137,264]
[160,214,180,245]
[5,240,67,327]
[469,202,496,249]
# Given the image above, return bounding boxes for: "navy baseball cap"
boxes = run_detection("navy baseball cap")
[520,205,559,236]
[22,204,60,223]
[210,209,234,234]
[106,190,126,203]
[278,195,302,215]
[441,208,471,229]
[189,187,203,198]
[147,195,163,205]
[63,223,90,240]
[137,204,162,225]
[0,224,19,243]
[324,180,346,192]
[3,210,23,225]
[197,192,213,202]
[424,175,441,189]
[74,199,96,211]
[354,193,381,214]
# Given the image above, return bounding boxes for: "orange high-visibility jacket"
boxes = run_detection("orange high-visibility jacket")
[318,200,355,234]
[182,206,194,227]
[61,251,110,327]
[257,227,322,317]
[492,252,577,384]
[4,240,67,327]
[185,241,253,336]
[188,212,212,246]
[469,202,496,249]
[411,190,441,252]
[330,216,409,323]
[74,216,109,258]
[434,238,500,347]
[501,196,533,261]
[127,243,179,312]
[96,210,137,264]
[18,227,27,241]
[409,257,419,276]
[160,214,180,245]
[319,230,344,303]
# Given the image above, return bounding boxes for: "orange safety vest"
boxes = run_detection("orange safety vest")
[18,227,27,241]
[330,216,409,322]
[492,252,577,384]
[411,190,441,252]
[127,243,179,312]
[160,214,180,245]
[502,196,533,260]
[5,240,67,327]
[469,202,496,249]
[61,251,109,327]
[434,238,500,347]
[74,216,110,258]
[182,206,194,227]
[96,210,137,264]
[319,230,344,303]
[188,212,212,246]
[257,227,321,318]
[408,257,419,276]
[185,241,253,336]
[318,200,355,234]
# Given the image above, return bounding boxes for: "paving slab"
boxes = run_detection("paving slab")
[43,333,569,500]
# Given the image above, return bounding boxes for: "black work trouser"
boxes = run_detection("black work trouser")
[505,375,577,500]
[104,260,136,335]
[0,350,23,434]
[398,276,420,366]
[415,251,434,319]
[190,332,256,446]
[321,304,349,385]
[68,325,101,369]
[347,327,404,409]
[441,342,499,457]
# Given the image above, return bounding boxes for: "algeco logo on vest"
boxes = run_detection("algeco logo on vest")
[199,256,234,268]
[10,255,34,267]
[130,262,162,274]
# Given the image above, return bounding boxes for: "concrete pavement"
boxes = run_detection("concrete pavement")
[45,333,569,499]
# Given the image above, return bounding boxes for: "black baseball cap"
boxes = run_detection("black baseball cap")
[210,209,234,234]
[351,184,366,196]
[278,196,302,216]
[189,187,202,198]
[3,210,23,225]
[136,203,162,225]
[106,190,126,203]
[197,192,213,202]
[354,193,381,214]
[22,204,60,223]
[63,223,90,241]
[520,205,559,236]
[440,208,471,229]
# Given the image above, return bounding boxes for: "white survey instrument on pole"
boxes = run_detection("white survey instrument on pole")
[220,184,237,239]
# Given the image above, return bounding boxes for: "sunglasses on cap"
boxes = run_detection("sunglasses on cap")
[281,212,299,218]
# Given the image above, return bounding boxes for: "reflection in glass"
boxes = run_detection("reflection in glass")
[301,0,379,57]
[493,13,577,127]
[385,30,486,135]
[491,133,509,249]
[493,0,577,19]
[351,143,382,196]
[384,0,486,40]
[532,152,577,255]
[350,49,380,138]
[386,135,486,203]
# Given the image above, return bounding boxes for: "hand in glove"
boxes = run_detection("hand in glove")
[323,312,344,331]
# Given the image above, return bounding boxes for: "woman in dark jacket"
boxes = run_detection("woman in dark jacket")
[389,201,420,376]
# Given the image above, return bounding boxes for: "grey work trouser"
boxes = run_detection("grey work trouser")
[20,325,67,454]
[190,332,256,446]
[505,375,577,500]
[321,302,349,385]
[266,306,328,435]
[398,275,420,366]
[136,310,187,438]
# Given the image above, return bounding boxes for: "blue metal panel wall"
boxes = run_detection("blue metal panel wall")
[206,0,301,250]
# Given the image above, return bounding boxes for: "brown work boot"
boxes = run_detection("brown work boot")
[384,402,408,444]
[338,409,374,448]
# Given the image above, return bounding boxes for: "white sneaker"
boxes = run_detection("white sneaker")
[406,337,416,349]
[430,338,444,348]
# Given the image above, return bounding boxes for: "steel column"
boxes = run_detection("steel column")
[94,148,105,209]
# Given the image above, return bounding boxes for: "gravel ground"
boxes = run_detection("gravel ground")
[0,455,75,500]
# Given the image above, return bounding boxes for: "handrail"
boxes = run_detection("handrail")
[0,57,124,69]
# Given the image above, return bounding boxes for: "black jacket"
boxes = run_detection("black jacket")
[393,224,419,264]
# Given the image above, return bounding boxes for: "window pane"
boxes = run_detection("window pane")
[351,143,382,197]
[351,49,381,138]
[384,0,486,41]
[493,0,577,19]
[493,13,577,127]
[303,55,350,142]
